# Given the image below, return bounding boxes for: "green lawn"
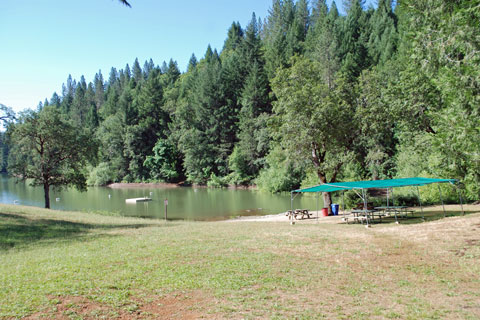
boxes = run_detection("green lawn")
[1,204,479,319]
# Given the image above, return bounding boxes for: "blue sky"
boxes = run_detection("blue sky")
[0,0,374,113]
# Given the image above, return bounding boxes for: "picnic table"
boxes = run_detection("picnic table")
[286,209,312,220]
[343,209,378,224]
[374,206,414,223]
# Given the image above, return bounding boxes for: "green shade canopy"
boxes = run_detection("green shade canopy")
[292,177,457,193]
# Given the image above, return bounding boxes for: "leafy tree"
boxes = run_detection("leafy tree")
[0,132,9,172]
[271,57,358,207]
[95,112,127,183]
[391,0,480,199]
[355,66,397,179]
[0,104,15,124]
[144,140,180,181]
[123,68,168,181]
[256,144,305,193]
[8,106,97,208]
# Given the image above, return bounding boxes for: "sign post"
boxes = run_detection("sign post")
[164,199,168,221]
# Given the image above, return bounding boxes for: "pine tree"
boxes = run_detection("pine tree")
[223,22,244,52]
[187,54,198,72]
[85,82,99,128]
[124,69,168,180]
[132,57,143,84]
[340,0,369,79]
[164,59,181,87]
[50,92,61,108]
[367,0,397,66]
[286,0,309,57]
[94,70,105,111]
[70,75,88,126]
[306,0,341,89]
[61,74,76,114]
[143,58,155,79]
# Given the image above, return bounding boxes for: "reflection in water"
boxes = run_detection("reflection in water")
[0,175,324,221]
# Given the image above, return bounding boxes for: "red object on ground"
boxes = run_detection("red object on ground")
[321,208,328,217]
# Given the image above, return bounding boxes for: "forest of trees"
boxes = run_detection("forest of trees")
[3,0,479,204]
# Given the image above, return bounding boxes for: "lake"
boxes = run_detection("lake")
[0,175,323,220]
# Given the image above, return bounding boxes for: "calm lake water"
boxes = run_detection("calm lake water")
[0,175,323,221]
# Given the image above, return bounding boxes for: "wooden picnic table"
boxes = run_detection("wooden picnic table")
[286,209,312,220]
[374,206,414,223]
[344,209,379,224]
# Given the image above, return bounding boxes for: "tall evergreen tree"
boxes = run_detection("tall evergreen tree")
[223,22,244,52]
[70,75,88,126]
[132,57,143,84]
[340,0,369,79]
[61,75,76,114]
[367,0,397,66]
[94,70,105,111]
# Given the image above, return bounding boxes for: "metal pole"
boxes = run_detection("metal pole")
[387,188,389,208]
[457,187,465,215]
[363,188,370,227]
[164,198,168,222]
[416,186,424,221]
[316,192,319,222]
[388,188,398,224]
[391,188,395,207]
[291,192,293,212]
[437,184,446,218]
[290,192,293,224]
[342,191,346,221]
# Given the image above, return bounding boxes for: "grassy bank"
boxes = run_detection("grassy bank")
[1,204,479,319]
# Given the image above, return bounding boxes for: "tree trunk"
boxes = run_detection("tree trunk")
[316,171,333,214]
[322,192,332,213]
[44,183,50,209]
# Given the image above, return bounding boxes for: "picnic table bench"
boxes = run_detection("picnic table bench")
[286,209,312,220]
[375,206,415,220]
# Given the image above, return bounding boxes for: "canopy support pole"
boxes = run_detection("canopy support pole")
[391,187,395,207]
[387,188,389,208]
[290,192,293,212]
[456,186,465,215]
[342,191,346,221]
[316,192,319,223]
[290,192,293,224]
[363,188,370,227]
[416,186,425,221]
[437,184,446,218]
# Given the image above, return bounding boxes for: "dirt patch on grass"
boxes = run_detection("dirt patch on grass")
[25,291,220,319]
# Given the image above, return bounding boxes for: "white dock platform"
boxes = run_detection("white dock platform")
[125,197,152,204]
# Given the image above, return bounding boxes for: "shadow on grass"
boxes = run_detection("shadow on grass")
[369,209,478,225]
[0,212,158,250]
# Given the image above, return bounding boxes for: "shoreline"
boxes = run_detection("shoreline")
[107,182,180,189]
[107,182,258,190]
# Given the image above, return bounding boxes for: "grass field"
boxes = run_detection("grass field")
[1,204,479,319]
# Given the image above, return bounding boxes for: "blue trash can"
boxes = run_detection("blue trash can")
[331,204,339,216]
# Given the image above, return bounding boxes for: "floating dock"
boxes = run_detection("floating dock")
[125,197,152,204]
